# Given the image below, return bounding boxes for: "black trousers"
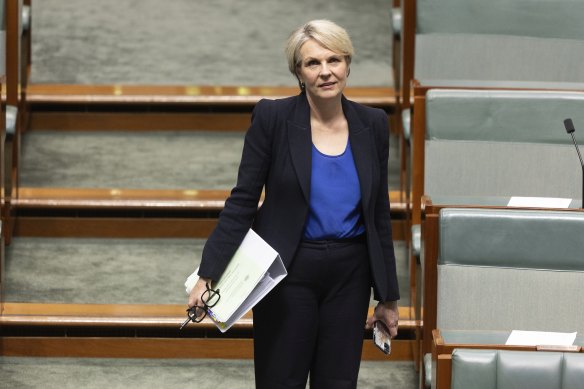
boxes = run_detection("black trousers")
[253,237,372,389]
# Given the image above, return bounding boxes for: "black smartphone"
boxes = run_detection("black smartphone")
[373,320,391,355]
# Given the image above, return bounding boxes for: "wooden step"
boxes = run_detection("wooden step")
[1,302,417,330]
[28,84,396,107]
[15,187,407,213]
[27,84,396,131]
[0,337,416,360]
[0,303,418,360]
[13,188,409,239]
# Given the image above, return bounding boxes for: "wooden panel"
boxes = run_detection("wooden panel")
[436,354,452,389]
[421,209,440,357]
[29,112,251,131]
[15,187,230,210]
[14,217,218,238]
[3,303,415,322]
[6,0,20,107]
[0,336,414,361]
[14,216,405,240]
[16,187,406,213]
[400,0,416,110]
[0,337,256,359]
[28,84,396,108]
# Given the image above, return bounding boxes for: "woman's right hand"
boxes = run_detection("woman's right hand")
[188,276,213,320]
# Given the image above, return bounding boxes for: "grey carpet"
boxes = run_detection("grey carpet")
[20,130,401,191]
[0,358,417,389]
[4,237,410,307]
[8,2,414,386]
[31,0,394,86]
[20,131,245,190]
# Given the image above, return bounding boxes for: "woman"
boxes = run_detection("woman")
[188,19,399,389]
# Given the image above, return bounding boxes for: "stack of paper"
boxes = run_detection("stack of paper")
[185,229,287,332]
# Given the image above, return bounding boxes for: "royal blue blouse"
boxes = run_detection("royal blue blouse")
[303,140,365,240]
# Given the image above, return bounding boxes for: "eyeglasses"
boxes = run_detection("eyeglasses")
[180,283,221,330]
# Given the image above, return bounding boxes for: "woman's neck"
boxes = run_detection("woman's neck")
[307,93,344,126]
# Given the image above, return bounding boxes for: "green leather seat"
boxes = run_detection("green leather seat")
[451,349,584,389]
[415,0,584,85]
[438,208,584,334]
[424,89,584,200]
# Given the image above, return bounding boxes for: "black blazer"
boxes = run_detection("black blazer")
[199,92,399,302]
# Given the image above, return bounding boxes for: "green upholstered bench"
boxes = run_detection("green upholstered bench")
[423,207,584,387]
[413,88,584,261]
[414,0,584,84]
[424,89,584,199]
[451,349,584,389]
[437,208,584,333]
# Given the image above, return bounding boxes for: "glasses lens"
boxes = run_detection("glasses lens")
[203,288,220,307]
[188,306,207,323]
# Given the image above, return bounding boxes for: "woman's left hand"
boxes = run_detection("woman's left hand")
[365,300,399,338]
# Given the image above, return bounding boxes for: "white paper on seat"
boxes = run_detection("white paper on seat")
[507,197,572,208]
[506,330,577,346]
[185,229,287,332]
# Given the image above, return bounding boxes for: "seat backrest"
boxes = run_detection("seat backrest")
[417,0,584,39]
[415,0,584,84]
[424,89,584,198]
[437,208,584,333]
[451,349,584,389]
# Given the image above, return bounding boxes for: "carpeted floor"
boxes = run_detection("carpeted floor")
[31,0,394,86]
[4,237,410,307]
[0,358,418,389]
[20,130,400,190]
[5,2,416,387]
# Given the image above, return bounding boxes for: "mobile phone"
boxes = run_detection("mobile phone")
[373,320,391,355]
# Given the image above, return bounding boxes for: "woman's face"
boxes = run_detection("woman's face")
[296,39,348,101]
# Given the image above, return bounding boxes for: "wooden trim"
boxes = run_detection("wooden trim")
[436,354,452,389]
[400,0,416,110]
[2,303,416,323]
[6,0,20,107]
[0,337,256,359]
[14,217,218,238]
[15,188,406,213]
[0,336,414,360]
[410,85,427,228]
[14,217,406,240]
[27,84,396,108]
[15,187,231,210]
[422,209,439,357]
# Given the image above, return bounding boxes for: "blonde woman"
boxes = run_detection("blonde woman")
[189,20,399,388]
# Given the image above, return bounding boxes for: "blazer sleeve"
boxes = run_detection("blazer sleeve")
[373,111,400,302]
[198,99,274,280]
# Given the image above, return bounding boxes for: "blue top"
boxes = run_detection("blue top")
[303,140,365,240]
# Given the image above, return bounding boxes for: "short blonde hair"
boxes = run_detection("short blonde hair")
[285,20,354,82]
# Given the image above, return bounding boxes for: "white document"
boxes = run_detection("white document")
[505,330,577,346]
[185,229,287,333]
[507,196,572,208]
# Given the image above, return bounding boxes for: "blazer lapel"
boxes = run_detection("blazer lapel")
[344,97,374,211]
[286,93,375,208]
[287,93,312,203]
